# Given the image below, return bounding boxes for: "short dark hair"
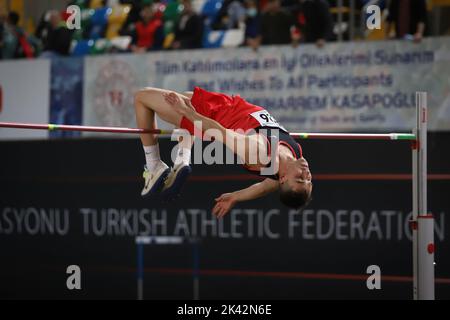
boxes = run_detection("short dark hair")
[279,183,312,210]
[8,11,20,26]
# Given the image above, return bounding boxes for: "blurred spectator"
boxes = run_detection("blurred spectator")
[227,1,247,29]
[172,0,203,49]
[293,0,333,48]
[212,0,246,30]
[36,11,74,57]
[258,0,268,11]
[2,12,19,59]
[1,11,34,59]
[120,0,146,37]
[386,0,427,42]
[260,0,296,45]
[243,0,262,50]
[129,3,164,53]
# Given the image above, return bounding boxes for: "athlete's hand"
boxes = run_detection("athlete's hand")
[213,193,238,218]
[163,92,194,116]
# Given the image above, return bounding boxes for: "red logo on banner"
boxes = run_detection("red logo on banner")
[94,60,138,126]
[109,90,123,107]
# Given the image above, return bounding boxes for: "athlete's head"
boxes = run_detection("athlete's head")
[278,157,312,210]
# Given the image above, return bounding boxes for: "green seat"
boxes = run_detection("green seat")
[91,38,112,55]
[163,1,182,35]
[75,8,94,39]
[73,0,88,10]
[164,1,182,23]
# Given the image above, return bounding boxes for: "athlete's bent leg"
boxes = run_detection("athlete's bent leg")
[134,87,193,197]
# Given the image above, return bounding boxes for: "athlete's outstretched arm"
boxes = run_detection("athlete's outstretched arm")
[212,178,279,218]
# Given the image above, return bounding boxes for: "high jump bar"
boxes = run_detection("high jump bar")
[0,122,416,141]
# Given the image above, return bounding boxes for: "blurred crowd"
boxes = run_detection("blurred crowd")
[0,0,434,60]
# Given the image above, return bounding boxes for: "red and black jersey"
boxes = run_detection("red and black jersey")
[243,127,303,180]
[179,87,302,180]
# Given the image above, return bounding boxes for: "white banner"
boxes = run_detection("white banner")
[83,37,450,134]
[83,54,176,137]
[0,59,50,140]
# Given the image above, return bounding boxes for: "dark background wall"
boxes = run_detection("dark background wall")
[0,133,449,300]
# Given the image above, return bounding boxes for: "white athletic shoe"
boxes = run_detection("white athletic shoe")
[141,162,170,197]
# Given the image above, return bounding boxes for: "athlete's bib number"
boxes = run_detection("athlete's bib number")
[250,110,286,130]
